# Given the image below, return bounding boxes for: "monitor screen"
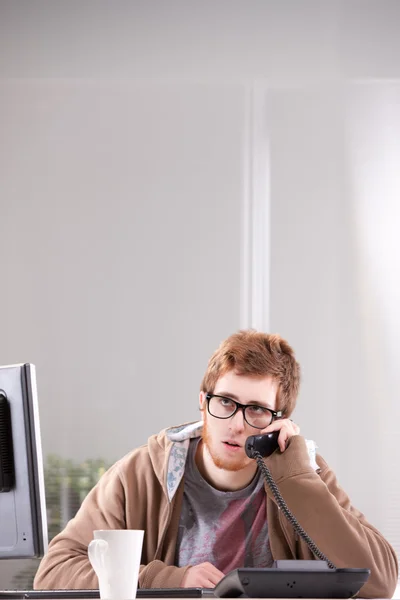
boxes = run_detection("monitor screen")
[0,363,48,558]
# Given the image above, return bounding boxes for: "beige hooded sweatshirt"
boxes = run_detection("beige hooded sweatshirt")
[34,422,398,598]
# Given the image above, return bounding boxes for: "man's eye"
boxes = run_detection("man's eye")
[248,405,265,415]
[220,398,234,407]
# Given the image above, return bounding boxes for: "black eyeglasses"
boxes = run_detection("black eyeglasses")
[205,393,282,429]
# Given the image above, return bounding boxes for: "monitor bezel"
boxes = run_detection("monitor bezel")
[0,363,48,559]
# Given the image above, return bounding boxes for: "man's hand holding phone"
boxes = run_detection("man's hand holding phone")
[260,418,300,453]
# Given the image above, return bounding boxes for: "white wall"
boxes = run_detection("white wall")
[0,80,246,461]
[267,81,397,539]
[345,82,400,560]
[268,84,347,472]
[267,79,400,564]
[1,0,400,81]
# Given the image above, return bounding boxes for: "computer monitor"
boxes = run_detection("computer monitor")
[0,363,48,558]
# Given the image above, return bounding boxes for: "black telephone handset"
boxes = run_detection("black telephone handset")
[244,431,280,458]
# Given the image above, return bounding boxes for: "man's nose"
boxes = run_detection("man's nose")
[229,408,246,432]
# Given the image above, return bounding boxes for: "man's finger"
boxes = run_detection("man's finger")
[207,573,224,586]
[278,429,288,452]
[203,564,224,585]
[261,419,292,434]
[206,564,224,579]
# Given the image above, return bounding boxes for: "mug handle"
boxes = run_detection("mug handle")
[88,539,109,586]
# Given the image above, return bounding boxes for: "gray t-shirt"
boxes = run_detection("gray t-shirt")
[175,438,273,573]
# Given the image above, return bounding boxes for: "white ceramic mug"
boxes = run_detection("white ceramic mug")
[88,529,144,600]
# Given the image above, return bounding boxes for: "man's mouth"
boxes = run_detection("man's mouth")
[223,440,242,448]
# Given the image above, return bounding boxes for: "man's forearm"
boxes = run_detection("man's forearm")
[34,549,98,590]
[34,551,190,591]
[139,561,190,588]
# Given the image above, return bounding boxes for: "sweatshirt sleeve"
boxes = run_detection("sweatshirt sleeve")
[33,460,189,590]
[138,561,190,589]
[265,435,399,599]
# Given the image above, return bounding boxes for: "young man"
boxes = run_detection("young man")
[34,330,398,598]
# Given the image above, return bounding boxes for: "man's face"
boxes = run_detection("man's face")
[199,370,279,472]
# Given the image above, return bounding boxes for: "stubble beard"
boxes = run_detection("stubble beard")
[202,415,249,472]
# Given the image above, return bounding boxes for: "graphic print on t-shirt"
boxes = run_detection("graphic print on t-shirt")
[176,438,273,572]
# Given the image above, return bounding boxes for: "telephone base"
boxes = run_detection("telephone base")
[213,564,370,598]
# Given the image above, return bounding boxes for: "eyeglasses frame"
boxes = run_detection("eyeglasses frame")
[205,392,283,429]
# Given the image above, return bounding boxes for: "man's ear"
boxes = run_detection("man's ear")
[199,391,206,412]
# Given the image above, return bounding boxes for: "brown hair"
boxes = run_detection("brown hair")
[200,329,300,416]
